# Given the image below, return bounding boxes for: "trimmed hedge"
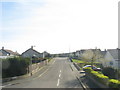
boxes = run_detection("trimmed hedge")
[85,67,109,86]
[2,57,30,78]
[102,67,117,79]
[85,68,120,88]
[90,71,109,85]
[84,67,93,72]
[109,79,120,88]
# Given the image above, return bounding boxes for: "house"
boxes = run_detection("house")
[79,49,87,59]
[69,52,75,58]
[97,49,107,63]
[0,47,20,58]
[102,48,120,69]
[21,46,43,58]
[42,51,50,58]
[101,49,107,58]
[75,50,81,58]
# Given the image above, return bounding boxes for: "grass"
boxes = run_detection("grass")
[48,58,52,62]
[72,59,85,63]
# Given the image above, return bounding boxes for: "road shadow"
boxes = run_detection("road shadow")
[62,78,84,89]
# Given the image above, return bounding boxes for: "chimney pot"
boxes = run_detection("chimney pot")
[2,47,4,50]
[31,46,33,49]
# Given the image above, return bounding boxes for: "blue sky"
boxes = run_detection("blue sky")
[1,0,119,54]
[2,1,45,41]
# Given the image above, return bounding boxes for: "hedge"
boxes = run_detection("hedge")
[2,57,30,78]
[109,79,120,88]
[85,68,120,88]
[84,67,93,72]
[102,67,117,79]
[90,70,109,85]
[85,67,109,86]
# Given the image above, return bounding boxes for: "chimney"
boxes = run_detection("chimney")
[31,46,33,49]
[2,47,4,50]
[104,49,107,51]
[117,48,119,50]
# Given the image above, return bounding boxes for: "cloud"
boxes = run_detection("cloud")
[1,0,119,53]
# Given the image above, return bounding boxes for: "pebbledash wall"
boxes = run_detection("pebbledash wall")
[29,59,48,74]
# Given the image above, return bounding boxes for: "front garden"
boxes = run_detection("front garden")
[71,59,120,88]
[84,67,120,88]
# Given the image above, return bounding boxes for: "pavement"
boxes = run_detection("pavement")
[2,57,84,89]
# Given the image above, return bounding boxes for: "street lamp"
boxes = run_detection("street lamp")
[29,45,36,76]
[30,54,36,76]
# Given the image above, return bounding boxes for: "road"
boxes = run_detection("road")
[2,57,83,88]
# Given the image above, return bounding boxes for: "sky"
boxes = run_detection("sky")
[0,0,119,54]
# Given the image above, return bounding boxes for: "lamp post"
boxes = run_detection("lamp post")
[30,54,36,76]
[29,45,36,76]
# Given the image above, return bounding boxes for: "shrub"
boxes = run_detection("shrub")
[2,57,30,78]
[84,67,93,72]
[102,67,117,79]
[85,67,120,87]
[90,71,109,85]
[109,79,120,88]
[85,68,109,86]
[84,67,93,76]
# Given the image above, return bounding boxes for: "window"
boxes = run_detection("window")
[110,61,113,65]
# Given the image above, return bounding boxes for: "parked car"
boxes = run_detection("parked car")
[82,65,101,71]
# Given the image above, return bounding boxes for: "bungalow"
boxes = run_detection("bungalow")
[69,52,75,58]
[0,47,20,58]
[101,49,107,58]
[97,49,107,63]
[42,51,50,58]
[75,50,81,58]
[21,46,43,58]
[102,48,120,69]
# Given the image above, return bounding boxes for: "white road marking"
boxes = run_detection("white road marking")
[60,70,61,73]
[57,79,60,86]
[59,73,61,78]
[0,86,5,88]
[0,83,13,88]
[38,68,49,78]
[52,60,55,64]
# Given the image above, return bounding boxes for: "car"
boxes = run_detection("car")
[82,65,101,71]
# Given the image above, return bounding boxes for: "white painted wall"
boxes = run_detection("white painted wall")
[103,51,118,69]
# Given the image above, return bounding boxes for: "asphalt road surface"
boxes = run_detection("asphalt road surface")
[2,57,83,88]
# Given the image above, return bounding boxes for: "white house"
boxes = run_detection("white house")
[102,49,120,69]
[75,50,81,58]
[21,46,43,58]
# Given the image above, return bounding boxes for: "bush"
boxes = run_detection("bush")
[85,68,109,85]
[102,67,117,79]
[91,71,109,85]
[2,57,30,78]
[109,79,120,88]
[85,67,120,87]
[84,67,93,72]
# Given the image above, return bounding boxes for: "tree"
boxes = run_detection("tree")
[81,49,102,66]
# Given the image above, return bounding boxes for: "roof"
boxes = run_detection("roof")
[101,51,107,57]
[107,49,120,60]
[1,49,20,56]
[90,49,101,52]
[21,48,43,57]
[80,50,86,54]
[22,48,41,54]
